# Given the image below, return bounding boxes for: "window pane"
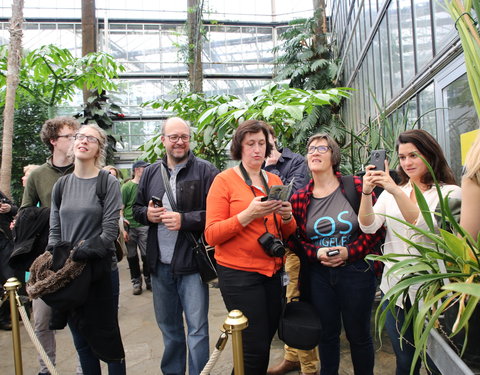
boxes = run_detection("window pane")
[443,74,478,181]
[388,1,402,95]
[379,18,392,101]
[418,83,437,137]
[399,0,415,83]
[432,0,455,53]
[414,0,433,70]
[373,33,383,108]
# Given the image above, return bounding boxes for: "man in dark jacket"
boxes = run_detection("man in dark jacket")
[264,125,310,193]
[133,117,219,375]
[0,192,18,331]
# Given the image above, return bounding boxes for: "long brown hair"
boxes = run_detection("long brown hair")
[395,129,456,186]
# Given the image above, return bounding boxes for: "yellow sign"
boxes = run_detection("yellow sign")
[460,129,479,165]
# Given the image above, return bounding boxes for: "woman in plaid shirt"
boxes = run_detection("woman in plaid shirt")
[289,133,384,375]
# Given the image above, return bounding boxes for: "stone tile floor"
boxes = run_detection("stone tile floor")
[1,261,403,374]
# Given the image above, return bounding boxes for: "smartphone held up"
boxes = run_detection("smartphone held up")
[370,150,386,171]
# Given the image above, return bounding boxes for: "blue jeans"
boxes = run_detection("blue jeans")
[309,260,376,375]
[382,299,440,375]
[69,268,125,375]
[151,262,209,375]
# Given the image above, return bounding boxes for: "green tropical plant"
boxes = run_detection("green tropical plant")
[273,11,341,152]
[0,93,49,203]
[273,14,338,91]
[140,92,236,169]
[0,44,125,117]
[339,95,444,176]
[140,84,351,169]
[74,91,125,165]
[367,158,480,373]
[445,0,480,118]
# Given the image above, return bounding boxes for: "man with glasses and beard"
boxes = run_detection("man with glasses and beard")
[133,117,219,375]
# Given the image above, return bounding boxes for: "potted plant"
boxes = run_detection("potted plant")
[367,159,480,373]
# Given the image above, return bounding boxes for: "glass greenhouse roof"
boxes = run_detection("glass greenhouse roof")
[0,0,314,23]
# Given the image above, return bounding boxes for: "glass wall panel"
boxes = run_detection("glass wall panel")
[373,33,383,108]
[379,18,392,102]
[114,120,162,152]
[370,0,378,24]
[432,1,455,53]
[388,0,402,95]
[418,83,437,137]
[443,73,478,181]
[18,23,82,55]
[367,46,376,114]
[203,26,273,75]
[399,0,414,83]
[358,5,365,48]
[405,96,418,127]
[414,0,433,70]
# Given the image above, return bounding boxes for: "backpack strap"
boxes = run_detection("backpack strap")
[53,174,71,208]
[96,169,110,208]
[54,170,110,209]
[341,175,360,215]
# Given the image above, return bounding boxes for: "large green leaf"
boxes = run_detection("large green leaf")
[443,282,480,298]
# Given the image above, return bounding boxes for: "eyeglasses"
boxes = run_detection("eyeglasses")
[57,135,74,140]
[74,134,99,144]
[164,134,190,143]
[307,145,330,154]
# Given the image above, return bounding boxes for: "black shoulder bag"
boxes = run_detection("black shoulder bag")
[160,164,217,283]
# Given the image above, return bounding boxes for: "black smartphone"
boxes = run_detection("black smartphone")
[151,195,163,208]
[261,196,268,202]
[370,150,386,171]
[327,249,340,257]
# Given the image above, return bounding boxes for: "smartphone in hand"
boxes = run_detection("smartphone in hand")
[370,150,386,171]
[327,249,340,257]
[151,195,163,208]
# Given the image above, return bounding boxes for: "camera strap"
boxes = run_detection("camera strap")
[238,163,283,240]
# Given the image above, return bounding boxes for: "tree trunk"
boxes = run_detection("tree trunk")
[187,0,203,93]
[312,0,327,49]
[1,0,24,198]
[82,0,97,104]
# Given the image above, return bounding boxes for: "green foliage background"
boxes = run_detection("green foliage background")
[0,94,49,204]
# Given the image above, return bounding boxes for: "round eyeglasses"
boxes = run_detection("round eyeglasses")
[74,134,99,144]
[165,134,190,143]
[307,145,330,154]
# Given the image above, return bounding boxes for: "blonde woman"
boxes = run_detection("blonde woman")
[22,164,40,187]
[461,133,480,240]
[49,124,125,374]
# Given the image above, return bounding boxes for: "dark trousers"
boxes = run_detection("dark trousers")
[309,260,376,375]
[69,268,125,375]
[217,264,283,375]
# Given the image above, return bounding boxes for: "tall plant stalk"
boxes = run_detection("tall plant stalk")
[445,0,480,118]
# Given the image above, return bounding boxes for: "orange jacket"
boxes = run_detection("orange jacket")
[205,168,297,276]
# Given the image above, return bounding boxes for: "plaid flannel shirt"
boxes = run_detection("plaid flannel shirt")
[288,172,385,276]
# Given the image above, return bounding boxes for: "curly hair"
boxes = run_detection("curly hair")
[71,124,108,169]
[40,117,80,152]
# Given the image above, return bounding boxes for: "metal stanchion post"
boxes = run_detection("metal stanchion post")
[223,309,248,375]
[4,277,23,375]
